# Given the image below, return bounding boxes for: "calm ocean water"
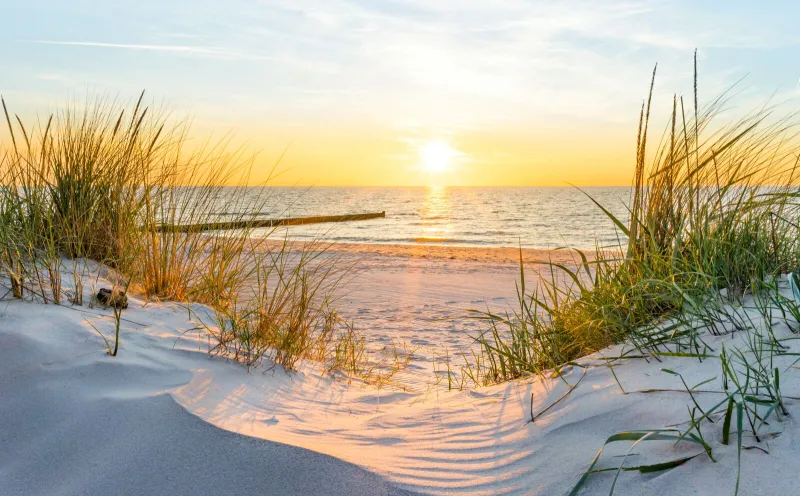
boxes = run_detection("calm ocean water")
[232,187,632,250]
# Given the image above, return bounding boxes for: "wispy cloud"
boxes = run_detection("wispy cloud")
[23,40,270,60]
[8,1,800,131]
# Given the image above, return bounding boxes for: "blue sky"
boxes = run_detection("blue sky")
[3,1,800,185]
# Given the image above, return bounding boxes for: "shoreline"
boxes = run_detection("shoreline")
[264,239,600,266]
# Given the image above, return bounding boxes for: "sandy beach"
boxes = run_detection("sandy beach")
[266,242,591,391]
[4,244,800,495]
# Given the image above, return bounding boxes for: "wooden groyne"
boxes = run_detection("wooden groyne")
[155,211,386,233]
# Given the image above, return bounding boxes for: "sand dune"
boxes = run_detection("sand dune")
[3,248,800,495]
[0,302,413,496]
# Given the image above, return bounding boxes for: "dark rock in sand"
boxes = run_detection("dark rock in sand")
[97,288,128,309]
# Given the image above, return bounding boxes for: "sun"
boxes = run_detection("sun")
[419,140,456,174]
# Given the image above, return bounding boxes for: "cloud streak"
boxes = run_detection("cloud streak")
[8,1,800,131]
[23,40,270,60]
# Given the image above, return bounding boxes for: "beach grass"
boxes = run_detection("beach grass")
[462,54,800,492]
[0,92,382,378]
[468,55,800,384]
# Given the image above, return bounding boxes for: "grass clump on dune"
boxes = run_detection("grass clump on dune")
[0,93,381,378]
[0,94,159,301]
[203,238,350,369]
[199,238,411,383]
[471,56,800,383]
[469,54,800,493]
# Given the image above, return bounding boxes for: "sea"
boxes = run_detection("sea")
[234,186,632,250]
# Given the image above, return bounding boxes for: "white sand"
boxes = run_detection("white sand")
[313,242,587,391]
[0,298,413,496]
[3,248,800,495]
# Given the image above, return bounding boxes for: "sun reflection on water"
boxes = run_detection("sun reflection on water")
[416,185,453,243]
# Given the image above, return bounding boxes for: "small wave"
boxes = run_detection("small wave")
[315,236,475,245]
[412,237,467,244]
[462,231,508,236]
[409,221,446,226]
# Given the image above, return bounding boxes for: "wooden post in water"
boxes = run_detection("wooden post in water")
[155,211,386,233]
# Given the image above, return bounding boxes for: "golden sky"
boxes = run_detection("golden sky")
[249,123,635,186]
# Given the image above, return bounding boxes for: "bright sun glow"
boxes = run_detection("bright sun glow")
[419,140,457,174]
